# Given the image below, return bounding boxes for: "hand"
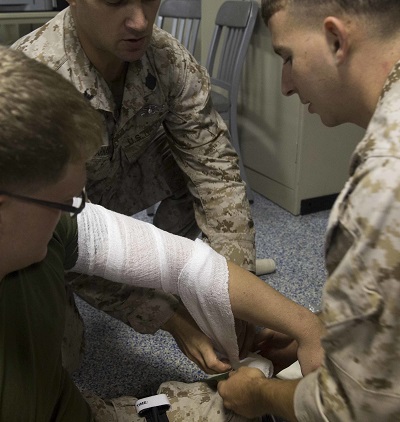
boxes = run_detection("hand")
[254,328,298,375]
[217,366,268,419]
[162,303,231,374]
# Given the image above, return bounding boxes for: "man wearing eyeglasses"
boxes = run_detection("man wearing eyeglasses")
[0,47,323,421]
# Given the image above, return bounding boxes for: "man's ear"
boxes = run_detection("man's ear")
[324,17,349,66]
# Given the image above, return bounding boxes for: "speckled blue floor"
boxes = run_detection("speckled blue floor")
[72,192,329,399]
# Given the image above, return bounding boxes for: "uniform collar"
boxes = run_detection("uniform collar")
[349,60,400,176]
[63,8,115,114]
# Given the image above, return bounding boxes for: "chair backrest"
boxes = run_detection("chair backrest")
[157,0,201,56]
[205,0,259,95]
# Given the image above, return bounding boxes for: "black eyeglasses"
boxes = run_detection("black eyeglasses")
[0,189,87,217]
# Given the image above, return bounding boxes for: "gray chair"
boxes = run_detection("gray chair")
[157,0,201,56]
[206,0,259,202]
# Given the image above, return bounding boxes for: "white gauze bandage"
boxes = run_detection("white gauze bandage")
[71,203,240,364]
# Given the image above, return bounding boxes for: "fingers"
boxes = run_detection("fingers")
[189,346,232,374]
[204,356,231,374]
[162,304,232,375]
[175,331,232,374]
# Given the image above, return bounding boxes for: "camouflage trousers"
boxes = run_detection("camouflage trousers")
[83,382,261,422]
[65,287,260,422]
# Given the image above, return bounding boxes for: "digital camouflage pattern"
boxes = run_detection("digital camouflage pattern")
[294,62,400,421]
[12,8,255,272]
[84,382,261,421]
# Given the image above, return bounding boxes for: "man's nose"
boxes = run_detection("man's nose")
[125,3,148,32]
[281,66,295,96]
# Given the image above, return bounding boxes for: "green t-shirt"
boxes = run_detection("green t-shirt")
[0,215,92,421]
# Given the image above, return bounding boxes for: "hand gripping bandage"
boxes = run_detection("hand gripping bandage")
[71,203,240,364]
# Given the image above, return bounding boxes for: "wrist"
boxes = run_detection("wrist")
[292,308,324,344]
[258,378,300,422]
[252,377,273,416]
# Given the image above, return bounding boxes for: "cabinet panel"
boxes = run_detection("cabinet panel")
[0,11,57,45]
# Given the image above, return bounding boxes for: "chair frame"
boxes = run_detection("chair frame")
[156,0,201,56]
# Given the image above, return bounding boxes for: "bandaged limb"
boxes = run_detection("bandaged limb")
[71,203,240,364]
[72,204,321,375]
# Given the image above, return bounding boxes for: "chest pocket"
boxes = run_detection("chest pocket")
[86,145,115,182]
[120,107,168,161]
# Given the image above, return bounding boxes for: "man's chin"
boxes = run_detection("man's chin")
[116,51,145,63]
[313,109,342,128]
[320,115,343,128]
[117,40,149,63]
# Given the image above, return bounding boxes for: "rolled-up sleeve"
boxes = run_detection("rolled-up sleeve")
[162,42,255,271]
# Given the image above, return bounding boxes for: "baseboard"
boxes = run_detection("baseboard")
[300,194,338,215]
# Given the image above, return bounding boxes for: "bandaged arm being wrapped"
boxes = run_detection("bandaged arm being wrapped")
[71,203,323,374]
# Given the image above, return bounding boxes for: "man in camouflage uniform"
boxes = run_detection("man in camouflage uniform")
[218,1,400,421]
[12,1,257,376]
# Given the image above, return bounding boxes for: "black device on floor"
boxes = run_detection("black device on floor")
[135,394,170,422]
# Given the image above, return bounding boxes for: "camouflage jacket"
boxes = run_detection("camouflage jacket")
[295,62,400,420]
[12,8,255,272]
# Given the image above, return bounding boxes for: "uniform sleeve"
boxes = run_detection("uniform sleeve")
[294,158,400,421]
[161,41,255,271]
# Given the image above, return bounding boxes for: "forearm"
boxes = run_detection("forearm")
[228,262,323,343]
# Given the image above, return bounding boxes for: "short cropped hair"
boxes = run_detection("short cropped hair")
[261,0,400,34]
[0,46,103,191]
